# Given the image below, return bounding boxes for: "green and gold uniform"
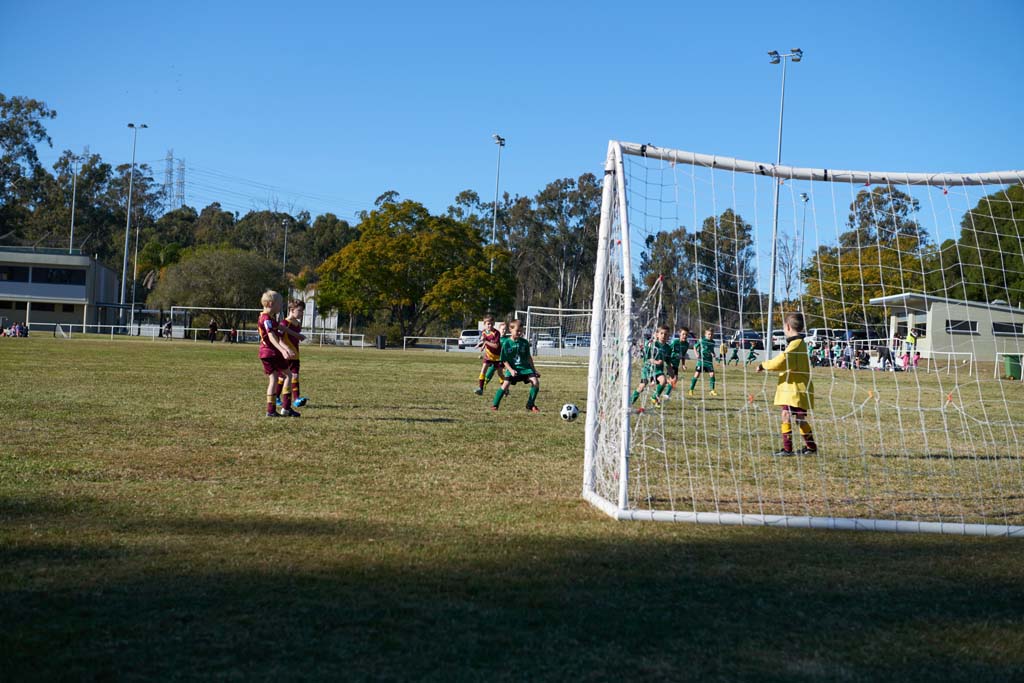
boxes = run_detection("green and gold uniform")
[492,335,539,410]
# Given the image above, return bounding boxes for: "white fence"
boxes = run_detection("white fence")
[31,322,367,348]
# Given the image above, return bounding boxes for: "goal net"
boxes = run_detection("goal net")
[584,141,1024,537]
[516,306,592,357]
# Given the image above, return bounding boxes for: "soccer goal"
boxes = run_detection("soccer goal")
[924,351,975,376]
[516,306,592,357]
[583,141,1024,537]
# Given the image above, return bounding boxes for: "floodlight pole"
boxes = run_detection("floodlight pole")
[120,123,147,330]
[68,155,79,254]
[489,134,505,276]
[798,192,809,311]
[765,49,802,358]
[282,218,289,277]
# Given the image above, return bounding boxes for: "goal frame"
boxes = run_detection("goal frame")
[582,140,1024,537]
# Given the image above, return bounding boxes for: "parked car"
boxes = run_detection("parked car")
[458,329,481,349]
[565,334,591,348]
[771,332,787,350]
[844,328,885,343]
[730,330,764,350]
[805,328,842,346]
[536,333,558,348]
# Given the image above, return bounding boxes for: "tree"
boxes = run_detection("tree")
[803,186,929,327]
[0,94,56,208]
[316,198,512,339]
[148,247,285,327]
[286,212,358,274]
[690,208,757,331]
[638,226,696,328]
[194,202,236,245]
[927,183,1024,305]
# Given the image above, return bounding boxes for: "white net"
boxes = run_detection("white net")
[516,306,592,357]
[584,141,1024,536]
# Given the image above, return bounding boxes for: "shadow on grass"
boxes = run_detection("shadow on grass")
[867,452,1024,461]
[3,494,1023,681]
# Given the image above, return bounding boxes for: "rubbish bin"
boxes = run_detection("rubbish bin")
[375,335,386,350]
[1004,354,1021,380]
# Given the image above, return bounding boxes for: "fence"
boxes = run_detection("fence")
[32,322,367,348]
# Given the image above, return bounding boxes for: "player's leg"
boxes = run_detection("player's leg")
[775,406,794,455]
[265,368,279,417]
[483,361,498,386]
[665,365,677,396]
[476,361,488,394]
[525,375,540,411]
[689,369,700,394]
[709,370,717,395]
[653,374,667,400]
[492,375,511,410]
[793,407,817,453]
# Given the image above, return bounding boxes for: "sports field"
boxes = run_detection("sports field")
[3,338,1023,681]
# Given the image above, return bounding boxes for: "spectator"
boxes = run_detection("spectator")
[208,319,219,343]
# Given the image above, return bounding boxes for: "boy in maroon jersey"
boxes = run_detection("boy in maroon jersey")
[257,290,295,417]
[474,315,503,395]
[277,300,309,408]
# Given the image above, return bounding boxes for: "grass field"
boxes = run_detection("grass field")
[2,338,1023,681]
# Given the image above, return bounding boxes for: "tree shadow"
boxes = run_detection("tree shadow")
[3,493,1024,681]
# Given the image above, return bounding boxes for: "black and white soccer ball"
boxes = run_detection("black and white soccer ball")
[560,403,580,422]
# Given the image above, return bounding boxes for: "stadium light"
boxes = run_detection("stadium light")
[120,123,147,330]
[764,49,803,358]
[489,134,506,277]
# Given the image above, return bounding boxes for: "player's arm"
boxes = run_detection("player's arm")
[280,322,305,342]
[268,325,294,359]
[759,348,788,373]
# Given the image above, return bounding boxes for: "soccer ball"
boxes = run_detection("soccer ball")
[560,403,579,422]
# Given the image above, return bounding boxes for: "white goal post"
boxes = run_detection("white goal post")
[583,140,1024,537]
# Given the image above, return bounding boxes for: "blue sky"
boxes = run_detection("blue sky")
[3,0,1023,223]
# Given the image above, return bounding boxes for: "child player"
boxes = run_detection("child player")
[631,325,671,407]
[474,315,503,395]
[757,311,818,456]
[664,326,689,398]
[745,340,759,366]
[688,328,718,397]
[278,300,309,409]
[727,342,741,366]
[257,290,296,417]
[491,319,541,412]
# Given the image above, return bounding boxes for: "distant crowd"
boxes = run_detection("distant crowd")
[1,322,29,337]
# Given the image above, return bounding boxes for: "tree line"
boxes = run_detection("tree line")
[3,93,1020,338]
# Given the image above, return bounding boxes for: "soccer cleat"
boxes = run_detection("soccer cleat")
[650,396,661,407]
[265,412,280,418]
[294,397,308,407]
[527,406,540,413]
[491,405,499,411]
[282,408,301,418]
[687,390,695,397]
[473,388,483,395]
[800,447,818,455]
[772,449,795,457]
[275,397,283,407]
[710,390,718,397]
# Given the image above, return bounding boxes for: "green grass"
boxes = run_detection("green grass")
[2,338,1023,681]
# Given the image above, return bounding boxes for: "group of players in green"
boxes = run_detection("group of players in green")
[630,315,818,456]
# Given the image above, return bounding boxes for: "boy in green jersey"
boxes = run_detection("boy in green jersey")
[745,340,759,365]
[688,328,718,397]
[491,319,541,412]
[631,325,671,407]
[664,326,689,397]
[727,342,741,365]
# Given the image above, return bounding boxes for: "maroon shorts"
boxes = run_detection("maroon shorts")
[288,359,301,374]
[260,355,288,375]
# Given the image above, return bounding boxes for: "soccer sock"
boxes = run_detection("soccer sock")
[478,375,485,390]
[282,393,292,411]
[664,382,673,396]
[276,376,284,397]
[781,422,793,451]
[266,394,275,415]
[655,382,666,398]
[799,422,817,450]
[527,384,538,408]
[484,364,497,384]
[631,390,640,405]
[710,376,716,390]
[292,377,300,400]
[493,387,505,408]
[689,377,698,391]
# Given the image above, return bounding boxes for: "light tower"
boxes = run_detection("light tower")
[119,123,147,329]
[764,48,802,358]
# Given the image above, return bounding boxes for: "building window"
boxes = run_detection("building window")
[993,322,1024,337]
[31,268,86,285]
[33,302,55,312]
[13,301,26,311]
[0,300,11,309]
[945,320,978,335]
[0,266,30,282]
[62,304,76,313]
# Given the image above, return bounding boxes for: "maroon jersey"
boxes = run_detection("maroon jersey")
[257,313,282,359]
[280,318,301,359]
[480,329,502,361]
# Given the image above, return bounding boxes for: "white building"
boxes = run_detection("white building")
[0,246,118,331]
[869,292,1024,362]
